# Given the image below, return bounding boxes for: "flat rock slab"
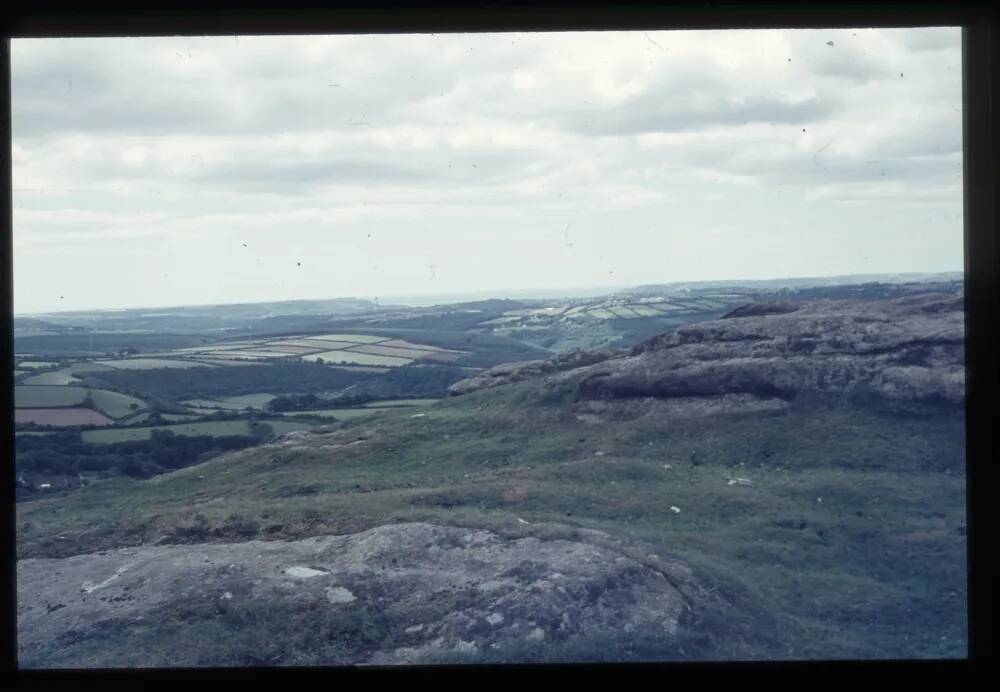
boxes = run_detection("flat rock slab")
[18,522,695,668]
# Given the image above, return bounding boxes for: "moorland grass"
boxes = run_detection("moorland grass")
[17,383,967,660]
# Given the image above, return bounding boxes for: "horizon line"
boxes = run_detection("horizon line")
[14,269,964,318]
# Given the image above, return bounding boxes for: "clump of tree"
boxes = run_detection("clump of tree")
[84,361,374,400]
[266,391,374,412]
[14,429,264,496]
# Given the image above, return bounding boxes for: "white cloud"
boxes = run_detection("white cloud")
[11,28,964,312]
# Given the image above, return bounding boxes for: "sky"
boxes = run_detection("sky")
[11,28,963,314]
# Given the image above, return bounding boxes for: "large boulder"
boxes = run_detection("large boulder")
[18,522,713,667]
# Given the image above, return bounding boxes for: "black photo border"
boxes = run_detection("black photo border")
[1,0,996,684]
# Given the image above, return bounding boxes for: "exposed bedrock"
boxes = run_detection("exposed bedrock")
[450,294,965,408]
[18,523,715,667]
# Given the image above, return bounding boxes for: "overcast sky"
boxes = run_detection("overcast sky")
[12,28,963,314]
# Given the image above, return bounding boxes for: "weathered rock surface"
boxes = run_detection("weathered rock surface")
[721,301,800,319]
[18,522,708,668]
[450,294,965,408]
[447,348,617,396]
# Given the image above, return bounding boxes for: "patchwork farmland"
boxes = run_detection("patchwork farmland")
[11,289,751,498]
[170,333,465,367]
[479,294,740,331]
[12,331,459,441]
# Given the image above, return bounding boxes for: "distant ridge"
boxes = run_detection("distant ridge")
[630,271,963,295]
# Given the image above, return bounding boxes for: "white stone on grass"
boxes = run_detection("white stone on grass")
[325,586,356,604]
[285,566,329,579]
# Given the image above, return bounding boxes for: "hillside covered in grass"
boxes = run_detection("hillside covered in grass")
[17,293,967,665]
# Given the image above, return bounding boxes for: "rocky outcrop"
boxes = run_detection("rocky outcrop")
[721,302,800,319]
[18,523,709,668]
[447,347,618,396]
[451,294,965,408]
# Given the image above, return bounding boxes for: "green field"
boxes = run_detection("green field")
[81,419,315,443]
[14,385,88,408]
[643,304,676,313]
[628,305,666,317]
[349,344,430,359]
[309,334,391,344]
[278,408,394,420]
[188,359,258,367]
[266,420,321,435]
[181,393,277,411]
[176,342,268,353]
[326,365,390,374]
[199,351,282,360]
[16,408,114,427]
[272,339,358,350]
[361,399,439,408]
[16,361,61,369]
[21,369,81,386]
[66,362,115,374]
[301,350,412,367]
[89,389,148,419]
[96,358,218,370]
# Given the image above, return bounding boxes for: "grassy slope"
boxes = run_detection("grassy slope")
[14,386,88,407]
[16,383,966,660]
[88,389,148,419]
[80,419,314,443]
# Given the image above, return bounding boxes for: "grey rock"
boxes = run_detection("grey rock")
[451,294,964,409]
[722,302,800,319]
[18,523,705,668]
[447,348,617,396]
